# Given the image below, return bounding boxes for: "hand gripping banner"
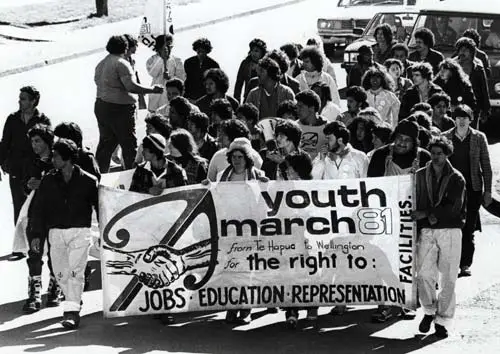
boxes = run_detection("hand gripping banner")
[99,176,417,318]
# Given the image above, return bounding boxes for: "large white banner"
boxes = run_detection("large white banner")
[99,176,417,318]
[138,0,174,50]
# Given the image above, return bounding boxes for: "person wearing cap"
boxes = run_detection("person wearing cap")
[294,90,329,162]
[337,86,369,127]
[408,28,444,75]
[455,37,490,126]
[22,124,61,313]
[246,57,295,119]
[184,38,220,101]
[28,138,99,330]
[134,113,172,166]
[129,134,187,195]
[207,120,263,181]
[296,46,340,107]
[347,45,384,88]
[146,34,186,112]
[412,136,466,339]
[442,104,492,277]
[428,93,455,132]
[399,62,443,121]
[367,119,431,322]
[234,38,267,102]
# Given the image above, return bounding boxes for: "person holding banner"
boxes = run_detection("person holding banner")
[146,34,186,112]
[367,119,430,322]
[28,138,99,330]
[129,134,187,195]
[184,38,220,101]
[412,136,466,339]
[94,35,164,173]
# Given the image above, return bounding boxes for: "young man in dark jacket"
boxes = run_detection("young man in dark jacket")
[412,136,466,339]
[29,139,99,330]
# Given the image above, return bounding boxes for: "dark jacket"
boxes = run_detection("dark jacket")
[29,165,98,233]
[167,154,208,185]
[234,56,259,102]
[195,94,239,118]
[290,59,303,78]
[408,48,445,75]
[77,147,101,181]
[183,55,220,101]
[129,158,187,194]
[368,144,431,177]
[372,42,395,65]
[247,74,301,95]
[260,147,306,180]
[415,160,466,230]
[399,82,443,120]
[0,110,51,177]
[433,76,476,109]
[23,154,53,196]
[198,134,218,162]
[432,115,455,132]
[442,127,492,193]
[468,61,490,114]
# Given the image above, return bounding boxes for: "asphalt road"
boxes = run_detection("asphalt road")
[1,1,500,353]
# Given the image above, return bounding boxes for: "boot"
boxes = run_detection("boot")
[46,276,62,307]
[22,276,41,313]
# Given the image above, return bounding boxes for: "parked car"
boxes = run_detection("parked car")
[317,0,421,47]
[341,11,420,75]
[407,2,500,121]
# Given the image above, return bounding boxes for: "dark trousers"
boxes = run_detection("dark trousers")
[9,175,27,225]
[460,190,482,268]
[94,99,137,173]
[26,230,54,277]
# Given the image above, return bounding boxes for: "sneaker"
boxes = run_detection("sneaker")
[61,311,80,330]
[419,314,434,333]
[306,308,318,321]
[330,305,347,316]
[22,298,41,314]
[22,276,41,314]
[434,323,448,338]
[371,307,393,323]
[400,308,416,320]
[458,267,471,278]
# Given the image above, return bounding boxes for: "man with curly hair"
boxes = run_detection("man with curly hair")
[184,38,220,101]
[408,28,444,75]
[195,68,239,117]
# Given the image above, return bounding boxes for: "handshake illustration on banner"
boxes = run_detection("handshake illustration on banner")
[105,240,212,289]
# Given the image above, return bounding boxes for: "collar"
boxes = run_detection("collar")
[454,127,471,141]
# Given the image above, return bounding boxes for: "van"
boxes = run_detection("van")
[317,0,422,47]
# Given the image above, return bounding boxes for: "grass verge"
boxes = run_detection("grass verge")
[0,0,199,30]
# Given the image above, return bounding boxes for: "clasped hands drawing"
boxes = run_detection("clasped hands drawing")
[105,239,212,289]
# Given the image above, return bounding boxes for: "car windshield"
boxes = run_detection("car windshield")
[364,12,418,42]
[338,0,404,6]
[408,14,500,51]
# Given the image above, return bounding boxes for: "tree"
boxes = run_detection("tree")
[95,0,109,17]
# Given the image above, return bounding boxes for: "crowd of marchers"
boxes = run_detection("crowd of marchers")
[0,24,493,339]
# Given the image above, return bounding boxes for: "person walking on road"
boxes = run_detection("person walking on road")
[0,86,51,260]
[29,138,99,330]
[413,136,466,339]
[442,105,492,277]
[184,38,220,101]
[94,35,164,173]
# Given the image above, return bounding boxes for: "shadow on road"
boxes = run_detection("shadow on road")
[0,306,444,354]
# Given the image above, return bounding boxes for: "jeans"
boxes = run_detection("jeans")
[94,99,137,173]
